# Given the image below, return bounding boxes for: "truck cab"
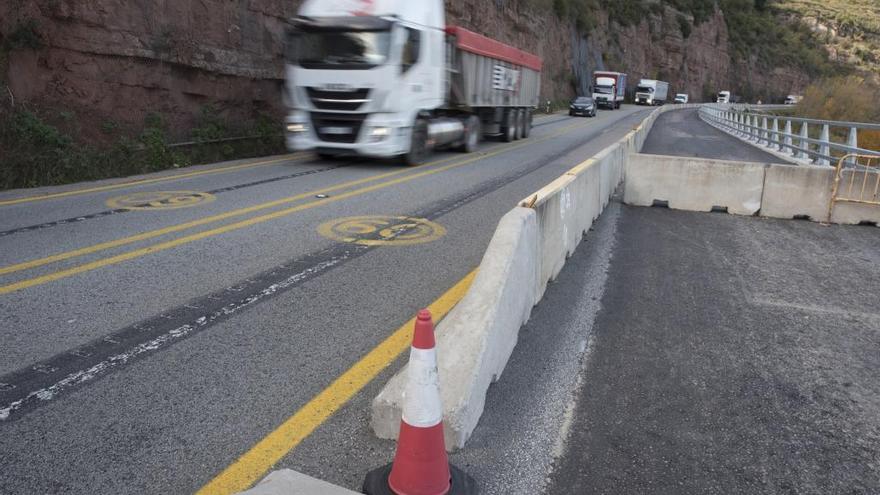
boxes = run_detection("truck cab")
[717,91,731,104]
[284,0,446,160]
[592,71,627,110]
[635,79,669,106]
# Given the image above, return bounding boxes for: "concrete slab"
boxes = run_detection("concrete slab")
[760,163,834,221]
[624,154,766,215]
[237,469,360,495]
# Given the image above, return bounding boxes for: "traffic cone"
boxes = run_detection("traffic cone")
[363,310,477,495]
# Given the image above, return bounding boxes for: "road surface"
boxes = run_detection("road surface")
[0,106,649,494]
[642,107,790,163]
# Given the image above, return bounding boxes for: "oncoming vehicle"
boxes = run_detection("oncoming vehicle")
[283,0,543,165]
[674,93,689,104]
[635,79,669,106]
[569,96,597,117]
[717,90,731,103]
[784,95,803,105]
[592,71,627,110]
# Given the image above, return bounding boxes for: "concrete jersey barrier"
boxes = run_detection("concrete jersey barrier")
[624,156,880,225]
[370,104,697,450]
[623,154,767,215]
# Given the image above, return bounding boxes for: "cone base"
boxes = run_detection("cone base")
[362,462,478,495]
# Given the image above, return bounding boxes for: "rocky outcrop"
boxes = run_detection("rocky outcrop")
[0,0,815,142]
[1,0,298,140]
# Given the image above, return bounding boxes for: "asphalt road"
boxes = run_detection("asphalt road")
[0,106,651,494]
[642,108,791,163]
[546,206,880,494]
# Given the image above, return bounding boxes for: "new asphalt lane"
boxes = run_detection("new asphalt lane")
[0,106,650,494]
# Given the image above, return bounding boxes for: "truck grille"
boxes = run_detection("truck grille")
[311,112,367,144]
[306,88,371,111]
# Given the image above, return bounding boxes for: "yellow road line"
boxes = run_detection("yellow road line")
[196,269,477,495]
[0,154,471,277]
[0,120,586,293]
[0,155,305,207]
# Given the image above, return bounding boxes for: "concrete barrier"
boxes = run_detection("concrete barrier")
[624,154,766,215]
[761,164,833,221]
[372,207,540,450]
[627,158,880,225]
[370,104,695,451]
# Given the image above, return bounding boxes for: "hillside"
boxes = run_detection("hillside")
[0,0,869,189]
[775,0,880,76]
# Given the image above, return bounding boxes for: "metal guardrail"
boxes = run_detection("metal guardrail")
[829,154,880,222]
[699,105,880,166]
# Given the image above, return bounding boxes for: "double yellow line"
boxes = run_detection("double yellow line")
[0,155,305,207]
[0,119,588,295]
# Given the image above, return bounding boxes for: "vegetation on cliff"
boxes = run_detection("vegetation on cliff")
[536,0,839,79]
[776,0,880,74]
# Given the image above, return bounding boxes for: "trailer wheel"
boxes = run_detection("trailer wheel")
[522,110,532,138]
[516,109,528,140]
[502,110,516,142]
[405,119,429,166]
[458,115,480,153]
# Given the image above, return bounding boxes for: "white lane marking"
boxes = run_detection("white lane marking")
[0,256,349,421]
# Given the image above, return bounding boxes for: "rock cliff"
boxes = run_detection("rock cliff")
[0,0,816,141]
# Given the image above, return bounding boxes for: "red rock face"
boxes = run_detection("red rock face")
[0,0,811,143]
[1,0,301,140]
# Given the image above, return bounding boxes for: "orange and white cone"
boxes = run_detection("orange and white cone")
[363,310,477,495]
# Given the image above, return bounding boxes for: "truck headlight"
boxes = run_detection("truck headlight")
[286,123,307,133]
[368,126,390,142]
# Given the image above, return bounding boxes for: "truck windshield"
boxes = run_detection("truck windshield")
[594,86,613,94]
[637,86,654,93]
[292,30,391,69]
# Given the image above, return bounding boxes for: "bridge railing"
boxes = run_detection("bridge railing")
[698,105,880,166]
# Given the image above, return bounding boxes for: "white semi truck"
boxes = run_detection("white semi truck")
[592,71,627,110]
[283,0,543,165]
[635,79,670,106]
[717,90,731,103]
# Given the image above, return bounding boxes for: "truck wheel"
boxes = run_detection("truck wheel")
[458,115,481,153]
[514,109,524,140]
[405,119,429,166]
[502,110,516,142]
[522,110,532,138]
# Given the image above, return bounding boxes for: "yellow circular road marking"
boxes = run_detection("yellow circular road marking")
[318,215,446,246]
[106,191,216,210]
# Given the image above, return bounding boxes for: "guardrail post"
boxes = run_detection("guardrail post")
[818,124,831,166]
[771,118,780,151]
[846,127,858,167]
[798,122,809,161]
[761,117,769,146]
[737,113,744,136]
[783,120,793,155]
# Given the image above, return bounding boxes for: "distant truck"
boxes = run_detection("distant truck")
[784,95,803,105]
[592,71,627,110]
[716,90,731,103]
[284,0,543,164]
[635,79,670,106]
[674,93,689,104]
